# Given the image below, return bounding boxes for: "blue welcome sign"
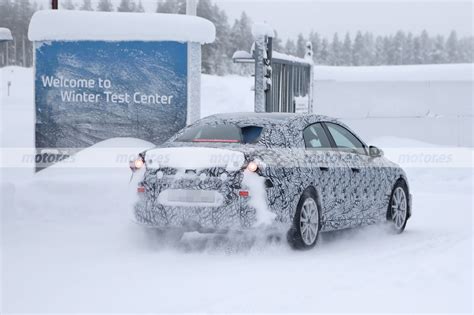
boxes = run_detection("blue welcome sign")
[35,41,188,148]
[28,10,215,169]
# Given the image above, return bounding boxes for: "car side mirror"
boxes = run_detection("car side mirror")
[369,145,383,157]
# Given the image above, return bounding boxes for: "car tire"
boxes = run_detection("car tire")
[387,180,409,233]
[287,188,321,250]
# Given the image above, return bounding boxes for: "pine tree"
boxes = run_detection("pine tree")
[229,12,253,55]
[420,30,432,64]
[284,39,296,56]
[392,31,406,65]
[431,35,446,64]
[330,33,342,65]
[135,0,144,12]
[342,32,352,65]
[272,31,283,52]
[319,38,329,64]
[80,0,93,11]
[97,0,113,11]
[384,36,394,64]
[374,36,386,65]
[117,0,133,12]
[197,0,231,75]
[458,37,474,63]
[308,31,321,63]
[296,33,306,58]
[405,32,415,64]
[156,0,186,14]
[446,30,459,63]
[61,0,75,10]
[413,36,423,64]
[352,31,364,66]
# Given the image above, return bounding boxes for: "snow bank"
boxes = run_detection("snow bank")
[314,63,473,82]
[28,10,216,44]
[0,27,12,41]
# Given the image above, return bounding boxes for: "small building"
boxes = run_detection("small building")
[0,27,13,67]
[313,64,473,146]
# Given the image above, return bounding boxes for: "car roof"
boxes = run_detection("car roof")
[201,112,334,125]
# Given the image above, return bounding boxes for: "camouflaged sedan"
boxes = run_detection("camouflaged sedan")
[130,113,411,249]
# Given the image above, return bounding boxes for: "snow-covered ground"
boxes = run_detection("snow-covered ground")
[1,66,472,313]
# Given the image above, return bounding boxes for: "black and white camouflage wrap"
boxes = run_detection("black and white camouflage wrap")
[133,113,410,233]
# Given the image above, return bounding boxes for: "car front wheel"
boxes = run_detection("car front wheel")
[388,181,409,233]
[287,189,321,250]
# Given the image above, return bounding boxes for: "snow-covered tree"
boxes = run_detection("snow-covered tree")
[374,36,386,65]
[117,0,134,12]
[307,32,321,63]
[404,32,414,64]
[352,31,364,66]
[392,31,406,65]
[272,31,283,52]
[156,0,185,14]
[135,0,144,12]
[229,11,253,55]
[431,35,447,63]
[80,0,93,11]
[284,39,296,56]
[446,30,459,63]
[97,0,113,11]
[341,32,352,65]
[319,38,329,64]
[296,33,306,58]
[419,30,432,64]
[330,33,342,65]
[61,0,75,10]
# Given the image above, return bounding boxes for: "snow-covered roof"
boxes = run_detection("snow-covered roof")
[314,64,473,82]
[28,10,215,44]
[273,51,312,65]
[0,28,13,41]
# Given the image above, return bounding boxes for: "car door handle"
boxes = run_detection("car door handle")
[319,166,329,171]
[351,167,360,173]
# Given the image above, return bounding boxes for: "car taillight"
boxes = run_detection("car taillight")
[239,190,249,197]
[130,155,145,172]
[246,161,258,172]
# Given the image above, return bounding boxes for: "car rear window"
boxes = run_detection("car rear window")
[175,125,263,144]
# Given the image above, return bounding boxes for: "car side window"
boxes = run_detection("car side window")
[303,123,331,149]
[325,123,366,154]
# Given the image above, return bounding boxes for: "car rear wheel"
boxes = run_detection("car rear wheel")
[287,189,321,250]
[388,181,409,233]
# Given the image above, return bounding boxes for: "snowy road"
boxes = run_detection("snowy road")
[1,66,472,313]
[2,157,472,313]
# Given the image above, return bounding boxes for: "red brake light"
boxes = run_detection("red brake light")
[239,190,249,197]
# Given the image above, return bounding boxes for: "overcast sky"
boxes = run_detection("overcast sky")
[49,0,473,40]
[215,0,473,40]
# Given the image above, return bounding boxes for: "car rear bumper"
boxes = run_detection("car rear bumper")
[133,192,258,231]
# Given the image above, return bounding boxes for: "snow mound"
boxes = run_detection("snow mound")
[28,10,216,44]
[0,27,12,41]
[36,137,155,178]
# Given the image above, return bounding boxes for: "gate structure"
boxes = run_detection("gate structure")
[233,24,313,114]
